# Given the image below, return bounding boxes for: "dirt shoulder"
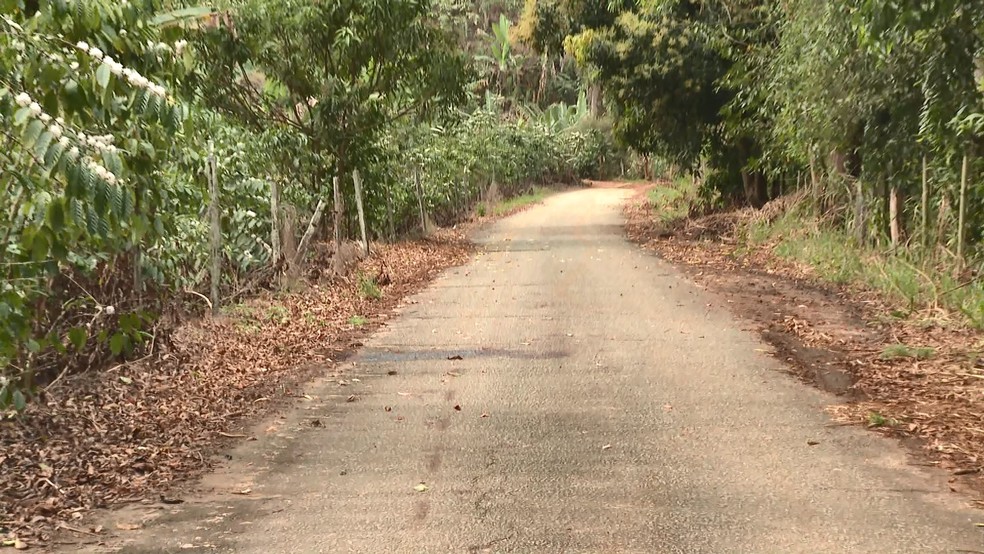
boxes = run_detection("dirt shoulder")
[622,182,984,507]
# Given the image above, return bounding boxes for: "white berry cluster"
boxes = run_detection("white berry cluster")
[75,40,167,98]
[13,90,121,186]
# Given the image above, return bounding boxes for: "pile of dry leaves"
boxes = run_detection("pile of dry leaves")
[0,232,472,545]
[625,186,984,504]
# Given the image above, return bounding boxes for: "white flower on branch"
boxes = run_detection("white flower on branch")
[39,113,51,123]
[68,146,79,158]
[76,41,89,51]
[28,102,42,117]
[70,61,79,70]
[14,92,31,107]
[49,124,62,138]
[58,136,70,147]
[88,46,103,60]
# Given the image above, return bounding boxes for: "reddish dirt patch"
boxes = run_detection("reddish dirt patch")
[623,183,984,507]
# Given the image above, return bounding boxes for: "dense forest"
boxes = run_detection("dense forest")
[3,0,984,406]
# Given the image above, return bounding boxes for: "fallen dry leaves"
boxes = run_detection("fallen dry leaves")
[0,231,472,543]
[625,186,984,505]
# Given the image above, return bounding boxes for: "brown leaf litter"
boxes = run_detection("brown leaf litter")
[625,184,984,506]
[0,231,472,544]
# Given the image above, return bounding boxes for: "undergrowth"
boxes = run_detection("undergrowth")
[648,176,984,328]
[744,206,984,328]
[492,187,552,216]
[647,176,699,223]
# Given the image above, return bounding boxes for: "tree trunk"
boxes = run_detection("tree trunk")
[352,169,369,257]
[537,50,549,104]
[741,171,768,208]
[414,169,427,233]
[270,179,281,264]
[207,141,221,316]
[957,152,970,269]
[853,179,866,243]
[385,186,395,242]
[889,185,901,248]
[294,198,327,269]
[809,151,821,216]
[333,174,343,272]
[588,82,601,118]
[921,155,929,248]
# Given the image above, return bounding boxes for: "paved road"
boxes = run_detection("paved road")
[101,187,982,553]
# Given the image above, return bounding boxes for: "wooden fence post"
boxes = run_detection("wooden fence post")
[414,168,426,233]
[385,186,396,242]
[294,198,327,268]
[333,174,343,261]
[352,170,369,257]
[957,152,970,269]
[270,179,281,264]
[207,140,221,316]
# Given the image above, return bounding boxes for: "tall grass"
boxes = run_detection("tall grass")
[745,207,984,328]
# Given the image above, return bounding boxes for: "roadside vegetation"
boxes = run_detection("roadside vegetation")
[520,0,983,324]
[1,0,635,542]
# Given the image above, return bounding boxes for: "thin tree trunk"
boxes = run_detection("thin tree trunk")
[294,198,327,268]
[809,151,820,216]
[414,169,426,233]
[270,179,281,263]
[589,82,601,118]
[333,174,343,267]
[207,141,220,316]
[853,179,865,243]
[889,185,901,248]
[921,155,929,248]
[957,152,970,268]
[352,170,369,257]
[385,186,395,242]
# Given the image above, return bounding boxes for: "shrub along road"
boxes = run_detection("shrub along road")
[81,187,981,553]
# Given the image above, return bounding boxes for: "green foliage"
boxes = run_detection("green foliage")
[0,0,621,411]
[747,204,984,328]
[647,176,699,223]
[493,186,551,215]
[357,273,383,300]
[1,0,193,403]
[196,0,470,179]
[880,344,936,360]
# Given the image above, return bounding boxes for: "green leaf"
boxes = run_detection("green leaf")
[95,63,112,89]
[22,119,44,146]
[33,131,53,159]
[45,141,65,169]
[109,332,126,356]
[152,6,214,26]
[12,389,26,412]
[46,199,66,230]
[13,107,32,126]
[30,232,49,261]
[68,327,87,351]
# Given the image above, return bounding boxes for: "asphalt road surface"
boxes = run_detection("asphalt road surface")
[98,187,982,554]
